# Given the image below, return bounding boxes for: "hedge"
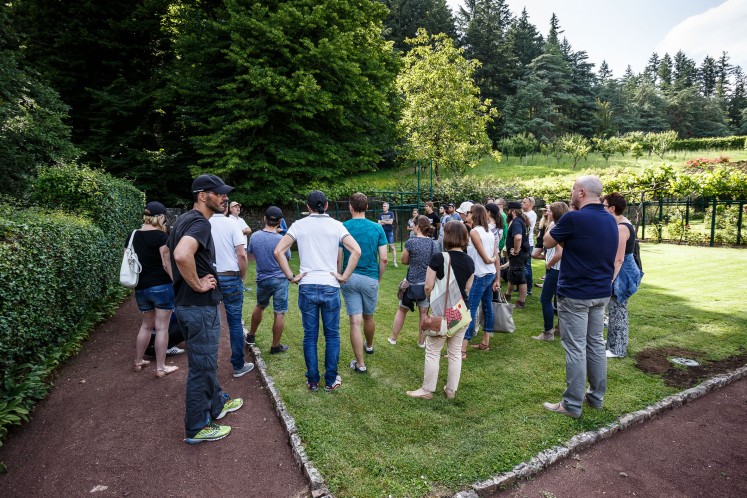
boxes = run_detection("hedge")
[0,164,143,449]
[671,136,747,151]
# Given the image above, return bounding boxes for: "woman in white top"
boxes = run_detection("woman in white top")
[532,201,569,341]
[464,204,499,355]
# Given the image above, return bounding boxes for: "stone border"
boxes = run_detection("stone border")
[453,364,747,497]
[248,341,333,498]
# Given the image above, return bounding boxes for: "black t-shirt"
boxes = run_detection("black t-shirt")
[508,216,530,253]
[167,209,222,306]
[429,250,475,301]
[425,211,440,239]
[126,229,171,290]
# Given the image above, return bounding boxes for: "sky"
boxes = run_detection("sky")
[446,0,747,78]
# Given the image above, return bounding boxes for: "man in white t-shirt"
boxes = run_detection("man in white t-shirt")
[229,201,252,249]
[210,211,253,378]
[522,196,538,295]
[274,191,361,392]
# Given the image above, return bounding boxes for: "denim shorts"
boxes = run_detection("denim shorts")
[341,273,379,316]
[135,283,174,312]
[385,231,394,244]
[256,277,289,313]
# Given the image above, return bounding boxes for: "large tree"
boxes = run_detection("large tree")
[168,0,400,205]
[381,0,456,51]
[397,29,496,178]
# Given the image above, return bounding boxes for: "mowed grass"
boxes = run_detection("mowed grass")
[243,244,747,497]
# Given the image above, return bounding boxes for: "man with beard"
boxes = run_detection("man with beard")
[169,174,244,443]
[504,201,530,309]
[542,175,618,418]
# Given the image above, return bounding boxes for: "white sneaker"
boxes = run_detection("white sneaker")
[387,336,397,345]
[166,346,185,355]
[606,350,620,358]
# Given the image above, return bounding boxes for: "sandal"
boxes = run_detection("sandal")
[471,343,490,351]
[461,351,467,360]
[155,365,179,378]
[133,359,151,372]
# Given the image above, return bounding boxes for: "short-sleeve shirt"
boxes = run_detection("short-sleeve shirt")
[378,211,396,234]
[167,209,222,306]
[209,214,245,272]
[127,229,171,290]
[508,216,530,253]
[230,214,250,247]
[287,213,351,287]
[549,203,618,300]
[425,211,440,239]
[405,237,437,283]
[342,218,387,280]
[248,229,289,282]
[498,212,508,251]
[525,210,537,246]
[429,251,475,301]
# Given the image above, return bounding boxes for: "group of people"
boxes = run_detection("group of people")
[126,172,643,443]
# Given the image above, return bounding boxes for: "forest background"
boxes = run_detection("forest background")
[2,0,747,207]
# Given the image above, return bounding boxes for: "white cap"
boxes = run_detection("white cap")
[456,201,474,214]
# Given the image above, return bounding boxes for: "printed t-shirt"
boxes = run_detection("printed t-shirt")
[167,209,222,306]
[429,251,475,301]
[209,214,245,272]
[249,230,289,282]
[342,218,387,280]
[378,211,396,234]
[127,229,171,290]
[405,237,437,283]
[287,213,350,288]
[549,203,618,300]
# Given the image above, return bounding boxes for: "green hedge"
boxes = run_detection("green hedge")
[671,136,747,151]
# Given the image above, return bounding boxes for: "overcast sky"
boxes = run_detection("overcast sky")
[446,0,747,78]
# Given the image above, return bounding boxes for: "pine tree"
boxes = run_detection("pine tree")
[673,50,697,91]
[658,53,673,90]
[382,0,457,51]
[643,52,659,85]
[698,55,717,97]
[505,8,543,69]
[727,67,746,132]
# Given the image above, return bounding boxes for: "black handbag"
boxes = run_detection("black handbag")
[405,283,426,302]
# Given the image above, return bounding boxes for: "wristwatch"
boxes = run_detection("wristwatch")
[287,274,295,281]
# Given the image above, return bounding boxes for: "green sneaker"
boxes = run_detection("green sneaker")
[184,422,231,444]
[216,397,243,420]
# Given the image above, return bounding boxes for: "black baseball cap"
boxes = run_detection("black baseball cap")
[144,201,167,216]
[507,201,522,210]
[485,203,500,219]
[265,206,283,221]
[191,174,235,195]
[307,190,328,209]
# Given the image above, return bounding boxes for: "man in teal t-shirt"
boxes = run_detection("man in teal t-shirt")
[340,193,388,373]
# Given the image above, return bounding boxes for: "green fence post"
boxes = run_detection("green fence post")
[685,198,690,225]
[641,201,646,240]
[710,198,717,247]
[430,159,433,200]
[737,201,744,246]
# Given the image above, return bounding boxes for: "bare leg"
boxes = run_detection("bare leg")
[153,308,172,370]
[391,306,409,341]
[271,312,285,347]
[135,311,156,367]
[349,314,365,367]
[363,314,375,349]
[250,305,264,335]
[518,283,528,303]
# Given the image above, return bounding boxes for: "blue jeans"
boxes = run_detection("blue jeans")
[540,268,559,332]
[465,273,495,340]
[524,245,534,290]
[218,275,245,371]
[256,277,289,313]
[175,305,226,437]
[298,284,341,386]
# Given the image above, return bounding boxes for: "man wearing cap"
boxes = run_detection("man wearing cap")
[168,173,243,444]
[456,201,474,225]
[504,201,530,309]
[247,206,291,354]
[274,191,361,392]
[228,201,252,249]
[542,175,618,419]
[210,200,253,378]
[377,201,397,268]
[341,193,388,374]
[522,197,538,294]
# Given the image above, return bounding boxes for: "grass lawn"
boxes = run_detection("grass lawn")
[243,243,747,497]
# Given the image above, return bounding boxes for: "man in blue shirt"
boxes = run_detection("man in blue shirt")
[542,175,618,419]
[341,193,388,373]
[377,202,397,268]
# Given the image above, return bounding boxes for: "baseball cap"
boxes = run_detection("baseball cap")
[507,201,522,210]
[229,201,241,208]
[191,174,235,195]
[265,206,283,221]
[307,190,328,212]
[456,201,474,214]
[144,201,167,216]
[485,203,500,219]
[447,202,456,208]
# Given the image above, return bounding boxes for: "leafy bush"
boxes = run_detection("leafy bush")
[672,136,747,151]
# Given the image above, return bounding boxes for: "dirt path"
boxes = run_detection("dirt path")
[493,376,747,498]
[0,296,309,497]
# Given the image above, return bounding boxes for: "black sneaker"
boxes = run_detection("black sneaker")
[349,359,367,373]
[270,344,289,354]
[363,343,374,354]
[245,334,256,345]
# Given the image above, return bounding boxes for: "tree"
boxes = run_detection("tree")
[658,53,673,91]
[0,9,78,197]
[505,8,543,68]
[672,50,697,91]
[646,130,678,158]
[382,0,457,51]
[698,55,717,97]
[397,29,497,178]
[643,52,659,86]
[559,133,590,169]
[168,0,400,205]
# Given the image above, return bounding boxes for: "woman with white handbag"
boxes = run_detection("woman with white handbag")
[406,221,474,400]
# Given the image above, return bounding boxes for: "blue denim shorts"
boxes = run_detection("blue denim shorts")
[385,231,394,244]
[341,273,379,316]
[135,283,174,312]
[256,277,289,313]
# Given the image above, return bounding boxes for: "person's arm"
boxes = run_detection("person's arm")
[509,233,522,256]
[543,230,559,249]
[546,245,563,269]
[470,230,495,264]
[331,235,361,283]
[401,247,411,265]
[337,247,343,275]
[377,245,388,282]
[173,236,216,292]
[492,238,501,291]
[274,234,305,284]
[424,267,437,297]
[464,274,474,295]
[612,224,628,281]
[159,245,173,280]
[235,244,247,281]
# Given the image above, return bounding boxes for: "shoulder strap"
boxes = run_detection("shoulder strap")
[127,230,138,249]
[442,252,451,306]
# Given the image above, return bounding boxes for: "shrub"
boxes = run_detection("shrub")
[672,136,747,151]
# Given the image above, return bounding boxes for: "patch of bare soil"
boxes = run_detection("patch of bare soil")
[635,346,747,388]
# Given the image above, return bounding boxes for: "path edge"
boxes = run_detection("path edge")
[248,341,333,498]
[452,364,747,498]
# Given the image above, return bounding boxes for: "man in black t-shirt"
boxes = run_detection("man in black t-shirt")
[504,201,530,309]
[423,201,440,240]
[168,174,244,444]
